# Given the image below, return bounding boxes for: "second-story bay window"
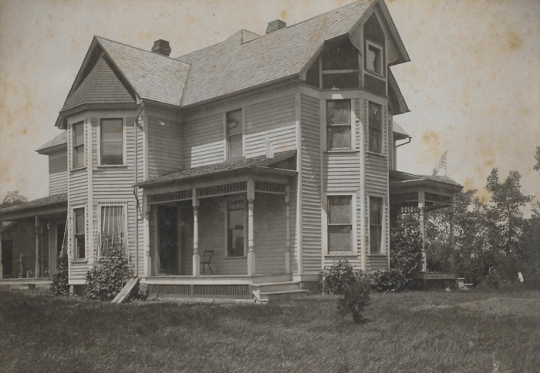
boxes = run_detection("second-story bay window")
[100,119,124,165]
[226,109,243,159]
[327,195,352,252]
[326,100,351,150]
[72,122,85,169]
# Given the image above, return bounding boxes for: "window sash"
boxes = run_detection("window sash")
[73,208,85,259]
[327,196,352,252]
[369,197,383,254]
[367,44,382,75]
[368,102,382,153]
[227,201,245,257]
[100,205,125,257]
[326,100,352,150]
[72,123,84,168]
[226,110,243,158]
[100,119,124,165]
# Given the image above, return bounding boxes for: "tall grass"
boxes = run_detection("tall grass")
[1,289,539,372]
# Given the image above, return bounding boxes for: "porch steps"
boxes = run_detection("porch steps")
[252,281,308,303]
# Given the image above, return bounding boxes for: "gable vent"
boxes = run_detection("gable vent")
[151,39,171,57]
[266,19,286,34]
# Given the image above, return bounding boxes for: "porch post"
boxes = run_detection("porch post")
[192,189,200,276]
[449,202,456,273]
[285,185,291,274]
[35,216,40,278]
[247,179,256,276]
[143,195,151,277]
[418,191,427,272]
[0,229,3,279]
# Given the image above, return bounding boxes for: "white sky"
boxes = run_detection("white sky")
[0,0,539,205]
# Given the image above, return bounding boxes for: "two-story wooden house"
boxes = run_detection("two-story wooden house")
[0,0,462,299]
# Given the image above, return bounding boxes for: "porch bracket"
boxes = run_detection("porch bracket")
[192,189,200,277]
[247,180,256,276]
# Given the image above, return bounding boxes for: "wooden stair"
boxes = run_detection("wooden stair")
[111,277,139,304]
[252,281,308,303]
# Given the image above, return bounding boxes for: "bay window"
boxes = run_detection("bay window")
[100,118,124,165]
[73,208,85,259]
[326,100,351,150]
[369,197,383,254]
[327,196,352,252]
[368,102,382,153]
[72,122,85,169]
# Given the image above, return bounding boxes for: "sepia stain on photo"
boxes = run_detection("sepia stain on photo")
[0,1,539,372]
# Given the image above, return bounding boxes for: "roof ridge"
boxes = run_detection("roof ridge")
[175,30,244,61]
[95,35,190,66]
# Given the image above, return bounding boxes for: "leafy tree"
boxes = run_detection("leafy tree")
[0,191,28,208]
[520,217,540,288]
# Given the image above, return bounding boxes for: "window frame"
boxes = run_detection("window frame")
[326,99,353,151]
[98,118,125,166]
[72,206,86,261]
[224,199,247,259]
[368,101,383,154]
[369,196,384,255]
[326,194,354,254]
[98,203,127,258]
[72,121,85,170]
[225,109,244,160]
[365,41,384,77]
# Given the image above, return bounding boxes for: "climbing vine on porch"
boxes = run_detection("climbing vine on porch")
[85,244,128,301]
[50,249,69,296]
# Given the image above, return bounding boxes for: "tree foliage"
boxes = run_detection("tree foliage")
[0,191,28,208]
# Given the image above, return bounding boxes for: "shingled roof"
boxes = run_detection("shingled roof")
[36,131,67,154]
[176,0,373,106]
[0,193,67,220]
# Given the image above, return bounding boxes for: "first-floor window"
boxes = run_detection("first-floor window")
[370,197,383,254]
[73,208,85,259]
[227,201,245,257]
[327,195,352,252]
[100,205,125,257]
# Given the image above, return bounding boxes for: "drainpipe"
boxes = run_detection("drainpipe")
[133,99,145,277]
[396,136,412,148]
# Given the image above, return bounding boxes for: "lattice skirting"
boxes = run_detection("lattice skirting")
[147,284,252,299]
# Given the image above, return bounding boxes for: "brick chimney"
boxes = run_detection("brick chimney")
[151,39,171,57]
[266,19,286,34]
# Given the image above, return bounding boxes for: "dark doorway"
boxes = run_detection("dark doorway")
[2,240,13,278]
[57,223,65,256]
[158,205,179,275]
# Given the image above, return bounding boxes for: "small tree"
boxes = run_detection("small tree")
[0,191,28,208]
[320,259,357,295]
[338,276,371,323]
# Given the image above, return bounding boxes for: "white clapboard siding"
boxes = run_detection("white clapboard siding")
[324,256,361,270]
[147,116,182,178]
[244,94,297,157]
[49,150,67,195]
[254,194,287,275]
[183,112,224,168]
[323,153,361,192]
[300,94,322,273]
[355,99,364,269]
[366,255,388,272]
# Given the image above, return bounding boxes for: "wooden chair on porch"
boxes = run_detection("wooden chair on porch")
[201,250,214,275]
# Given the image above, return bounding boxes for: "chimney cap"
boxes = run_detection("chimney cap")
[266,19,286,34]
[151,39,171,57]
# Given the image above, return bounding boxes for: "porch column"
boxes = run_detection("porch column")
[0,230,3,279]
[247,179,256,276]
[143,196,151,277]
[192,189,200,276]
[35,216,40,278]
[418,191,427,272]
[449,202,456,273]
[285,185,291,274]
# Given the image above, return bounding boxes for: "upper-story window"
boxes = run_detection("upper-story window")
[100,119,124,165]
[366,41,383,76]
[226,109,243,159]
[368,102,382,153]
[73,207,86,259]
[72,122,85,169]
[326,100,351,150]
[327,195,352,252]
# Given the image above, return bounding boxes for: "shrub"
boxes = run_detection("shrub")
[127,283,149,302]
[86,245,128,301]
[50,249,69,296]
[369,268,409,293]
[476,270,500,290]
[390,216,423,279]
[320,259,357,295]
[338,275,371,323]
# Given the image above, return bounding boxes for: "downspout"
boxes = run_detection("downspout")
[133,99,145,277]
[395,136,412,148]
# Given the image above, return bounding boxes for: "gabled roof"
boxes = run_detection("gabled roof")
[36,131,67,154]
[390,170,463,191]
[393,121,410,140]
[140,150,297,188]
[177,0,409,106]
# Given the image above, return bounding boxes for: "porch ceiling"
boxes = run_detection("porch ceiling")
[0,193,67,221]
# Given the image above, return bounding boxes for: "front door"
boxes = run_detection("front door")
[2,240,13,278]
[158,206,179,275]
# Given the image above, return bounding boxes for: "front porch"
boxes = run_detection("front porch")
[139,151,303,299]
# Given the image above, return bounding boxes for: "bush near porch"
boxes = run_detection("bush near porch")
[1,288,539,372]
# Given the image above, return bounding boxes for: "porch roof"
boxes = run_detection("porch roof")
[139,150,297,189]
[0,193,67,221]
[389,170,463,197]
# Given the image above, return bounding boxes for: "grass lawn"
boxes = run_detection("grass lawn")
[1,288,539,373]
